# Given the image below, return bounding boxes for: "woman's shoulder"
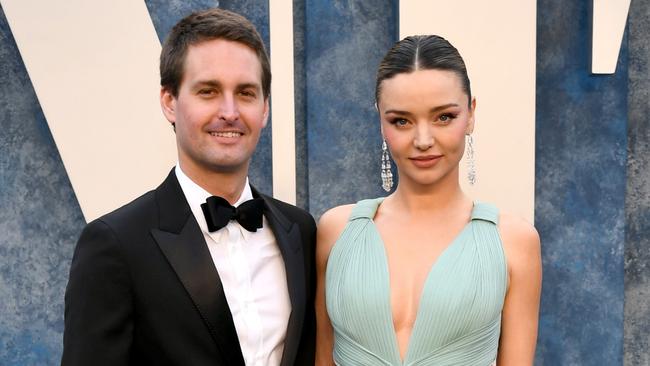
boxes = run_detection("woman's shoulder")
[497,211,541,268]
[318,197,383,230]
[498,212,539,244]
[318,204,356,237]
[316,204,356,263]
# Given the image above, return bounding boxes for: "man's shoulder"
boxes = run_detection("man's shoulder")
[72,188,161,259]
[98,189,157,223]
[91,188,159,233]
[261,194,315,227]
[93,169,180,229]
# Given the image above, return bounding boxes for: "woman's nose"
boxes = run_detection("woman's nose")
[413,124,434,150]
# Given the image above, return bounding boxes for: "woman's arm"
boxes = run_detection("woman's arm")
[315,205,353,366]
[496,213,542,366]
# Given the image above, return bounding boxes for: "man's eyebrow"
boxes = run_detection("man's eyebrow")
[190,80,261,91]
[236,83,261,90]
[191,80,221,89]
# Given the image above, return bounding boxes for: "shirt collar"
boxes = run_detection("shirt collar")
[175,164,255,240]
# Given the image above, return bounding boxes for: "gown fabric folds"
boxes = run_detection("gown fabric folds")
[325,198,507,366]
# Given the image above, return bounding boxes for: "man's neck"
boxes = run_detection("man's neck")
[178,162,249,205]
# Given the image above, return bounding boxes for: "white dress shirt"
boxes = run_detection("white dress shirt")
[175,165,291,366]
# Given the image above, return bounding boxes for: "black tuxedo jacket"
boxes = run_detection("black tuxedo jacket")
[62,170,316,366]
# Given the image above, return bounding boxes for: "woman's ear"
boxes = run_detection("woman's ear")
[376,102,385,137]
[466,97,477,134]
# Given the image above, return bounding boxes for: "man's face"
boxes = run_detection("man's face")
[161,38,269,178]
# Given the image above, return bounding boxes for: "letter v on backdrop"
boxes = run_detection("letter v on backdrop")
[2,0,175,221]
[1,0,299,220]
[1,0,630,221]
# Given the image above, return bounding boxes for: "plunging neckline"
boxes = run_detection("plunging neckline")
[368,199,476,364]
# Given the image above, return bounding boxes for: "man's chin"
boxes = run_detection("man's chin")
[179,152,252,176]
[204,159,250,174]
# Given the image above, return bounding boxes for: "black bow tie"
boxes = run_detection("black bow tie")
[201,196,264,232]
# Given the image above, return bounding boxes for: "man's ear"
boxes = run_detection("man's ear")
[160,87,177,126]
[261,97,270,128]
[466,97,477,134]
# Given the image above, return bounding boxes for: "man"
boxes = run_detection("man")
[62,9,315,366]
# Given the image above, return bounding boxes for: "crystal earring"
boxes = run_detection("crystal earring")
[381,139,393,192]
[467,134,476,185]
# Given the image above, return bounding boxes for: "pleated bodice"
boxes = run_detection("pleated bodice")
[325,198,507,366]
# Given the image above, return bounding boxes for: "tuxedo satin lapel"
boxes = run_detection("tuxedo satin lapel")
[253,187,306,366]
[275,224,305,366]
[152,170,245,366]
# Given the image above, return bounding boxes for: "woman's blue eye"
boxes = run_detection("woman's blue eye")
[392,118,408,126]
[439,113,456,123]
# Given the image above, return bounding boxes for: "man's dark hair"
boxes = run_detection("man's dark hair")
[160,8,271,98]
[375,35,472,106]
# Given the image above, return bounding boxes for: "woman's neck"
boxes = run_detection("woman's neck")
[384,172,472,218]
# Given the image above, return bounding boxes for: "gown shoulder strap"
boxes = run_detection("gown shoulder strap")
[347,197,385,221]
[470,201,499,225]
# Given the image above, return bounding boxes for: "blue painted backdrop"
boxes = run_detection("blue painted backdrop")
[624,0,650,365]
[0,5,84,364]
[0,1,648,364]
[535,1,627,364]
[304,0,397,217]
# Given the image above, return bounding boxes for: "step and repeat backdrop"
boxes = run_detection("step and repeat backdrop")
[0,0,647,364]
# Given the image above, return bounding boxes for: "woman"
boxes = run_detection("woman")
[315,35,541,366]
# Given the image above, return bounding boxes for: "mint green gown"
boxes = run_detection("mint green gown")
[325,198,507,366]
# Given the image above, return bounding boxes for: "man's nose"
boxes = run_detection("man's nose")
[218,94,240,122]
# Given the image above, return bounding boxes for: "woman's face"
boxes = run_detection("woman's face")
[377,69,475,189]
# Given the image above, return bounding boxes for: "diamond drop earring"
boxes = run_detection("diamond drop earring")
[467,134,476,185]
[381,139,393,192]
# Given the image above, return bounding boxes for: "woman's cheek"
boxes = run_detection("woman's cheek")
[382,129,402,159]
